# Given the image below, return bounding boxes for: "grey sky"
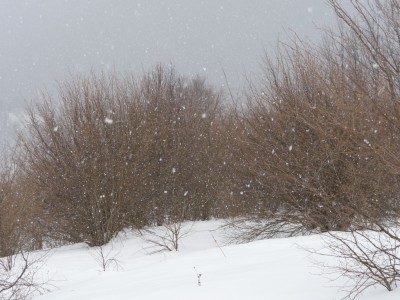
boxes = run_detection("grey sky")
[0,0,338,143]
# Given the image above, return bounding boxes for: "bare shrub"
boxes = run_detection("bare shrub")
[317,228,400,300]
[225,0,400,241]
[90,244,121,272]
[0,151,48,300]
[0,147,45,254]
[0,248,48,300]
[0,165,21,258]
[222,0,400,298]
[19,73,148,246]
[310,1,400,297]
[142,221,193,253]
[19,65,223,247]
[223,217,307,244]
[224,2,400,297]
[229,42,381,236]
[137,67,223,224]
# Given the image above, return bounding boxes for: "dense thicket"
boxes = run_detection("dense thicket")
[231,43,396,233]
[17,66,224,246]
[225,0,400,241]
[1,1,400,299]
[0,0,400,252]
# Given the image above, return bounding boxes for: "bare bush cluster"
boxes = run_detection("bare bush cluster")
[0,250,47,300]
[0,153,47,300]
[18,65,223,247]
[224,0,400,297]
[322,227,400,299]
[141,221,194,253]
[2,1,400,299]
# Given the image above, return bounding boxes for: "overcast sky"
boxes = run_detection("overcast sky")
[0,0,339,143]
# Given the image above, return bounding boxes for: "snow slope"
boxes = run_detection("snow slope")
[32,221,400,300]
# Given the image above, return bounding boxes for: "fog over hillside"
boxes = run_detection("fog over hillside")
[0,0,338,145]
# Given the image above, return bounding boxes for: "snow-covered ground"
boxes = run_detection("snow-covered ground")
[31,221,399,300]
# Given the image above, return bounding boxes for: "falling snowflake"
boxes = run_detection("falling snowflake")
[105,117,113,124]
[363,139,372,147]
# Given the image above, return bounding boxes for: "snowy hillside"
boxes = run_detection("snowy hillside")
[30,221,400,300]
[0,111,25,149]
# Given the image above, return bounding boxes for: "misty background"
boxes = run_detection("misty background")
[0,0,338,147]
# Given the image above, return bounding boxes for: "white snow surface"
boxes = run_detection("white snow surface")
[31,220,400,300]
